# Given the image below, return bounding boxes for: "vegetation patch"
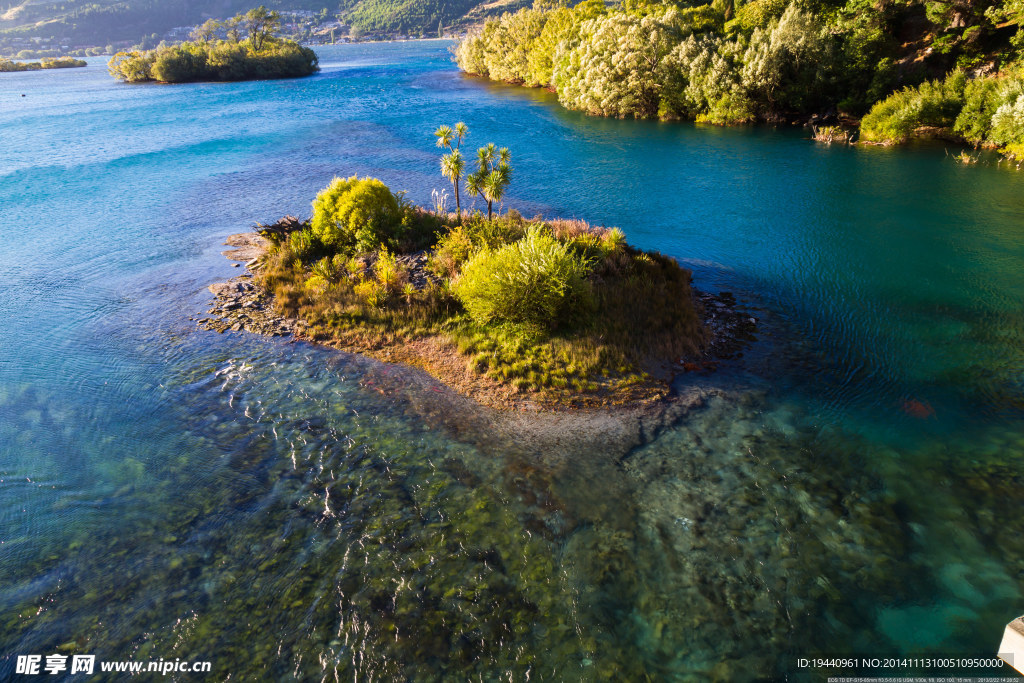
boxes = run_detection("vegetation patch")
[0,56,85,72]
[858,68,1024,159]
[107,7,317,84]
[454,0,1024,162]
[242,124,706,409]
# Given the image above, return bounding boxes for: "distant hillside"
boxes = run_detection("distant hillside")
[0,0,521,56]
[342,0,529,35]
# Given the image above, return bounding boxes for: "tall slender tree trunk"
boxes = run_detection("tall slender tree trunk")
[454,180,461,216]
[487,200,493,220]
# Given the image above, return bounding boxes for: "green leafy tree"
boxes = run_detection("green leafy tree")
[191,19,221,43]
[741,3,827,111]
[465,144,512,220]
[434,122,469,215]
[223,16,243,43]
[556,9,683,118]
[479,7,549,85]
[244,6,281,53]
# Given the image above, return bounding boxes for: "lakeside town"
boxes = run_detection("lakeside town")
[0,6,474,59]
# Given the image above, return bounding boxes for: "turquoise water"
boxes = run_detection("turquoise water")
[1,41,1023,680]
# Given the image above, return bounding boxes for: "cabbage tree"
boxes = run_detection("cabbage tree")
[435,122,468,215]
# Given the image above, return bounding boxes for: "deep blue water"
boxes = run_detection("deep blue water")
[1,42,1023,680]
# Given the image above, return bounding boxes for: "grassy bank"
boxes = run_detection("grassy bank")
[252,178,705,409]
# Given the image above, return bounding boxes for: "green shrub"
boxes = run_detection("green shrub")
[287,228,326,263]
[453,226,593,331]
[310,176,403,253]
[990,94,1024,148]
[734,0,788,31]
[954,76,1004,144]
[860,72,966,143]
[428,225,477,279]
[373,249,408,294]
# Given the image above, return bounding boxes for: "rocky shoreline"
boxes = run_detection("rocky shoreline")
[198,229,760,405]
[197,234,302,337]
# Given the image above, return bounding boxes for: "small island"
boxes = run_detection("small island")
[0,56,86,72]
[108,6,317,84]
[201,124,754,409]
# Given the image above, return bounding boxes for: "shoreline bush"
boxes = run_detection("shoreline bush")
[859,69,1024,157]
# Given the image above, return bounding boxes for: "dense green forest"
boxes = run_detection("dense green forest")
[456,0,1024,157]
[107,7,318,82]
[342,0,476,35]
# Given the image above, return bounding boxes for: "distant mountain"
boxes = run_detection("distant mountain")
[0,0,529,56]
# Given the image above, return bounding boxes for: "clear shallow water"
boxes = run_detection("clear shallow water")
[1,43,1023,680]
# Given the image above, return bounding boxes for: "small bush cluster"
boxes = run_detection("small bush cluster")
[109,41,317,83]
[108,8,317,84]
[453,226,594,331]
[860,72,966,143]
[859,69,1024,158]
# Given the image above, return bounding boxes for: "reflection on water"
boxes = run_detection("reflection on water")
[1,42,1023,680]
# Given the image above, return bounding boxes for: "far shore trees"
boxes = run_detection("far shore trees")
[108,6,316,84]
[452,0,1024,158]
[0,56,86,72]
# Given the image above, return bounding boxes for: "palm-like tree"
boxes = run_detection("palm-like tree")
[434,124,454,149]
[434,122,468,215]
[467,145,512,220]
[440,149,465,216]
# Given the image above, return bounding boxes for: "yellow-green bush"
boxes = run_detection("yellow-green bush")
[310,176,403,253]
[453,226,593,331]
[860,72,966,143]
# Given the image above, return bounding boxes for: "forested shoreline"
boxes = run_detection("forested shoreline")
[0,56,86,72]
[455,0,1024,158]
